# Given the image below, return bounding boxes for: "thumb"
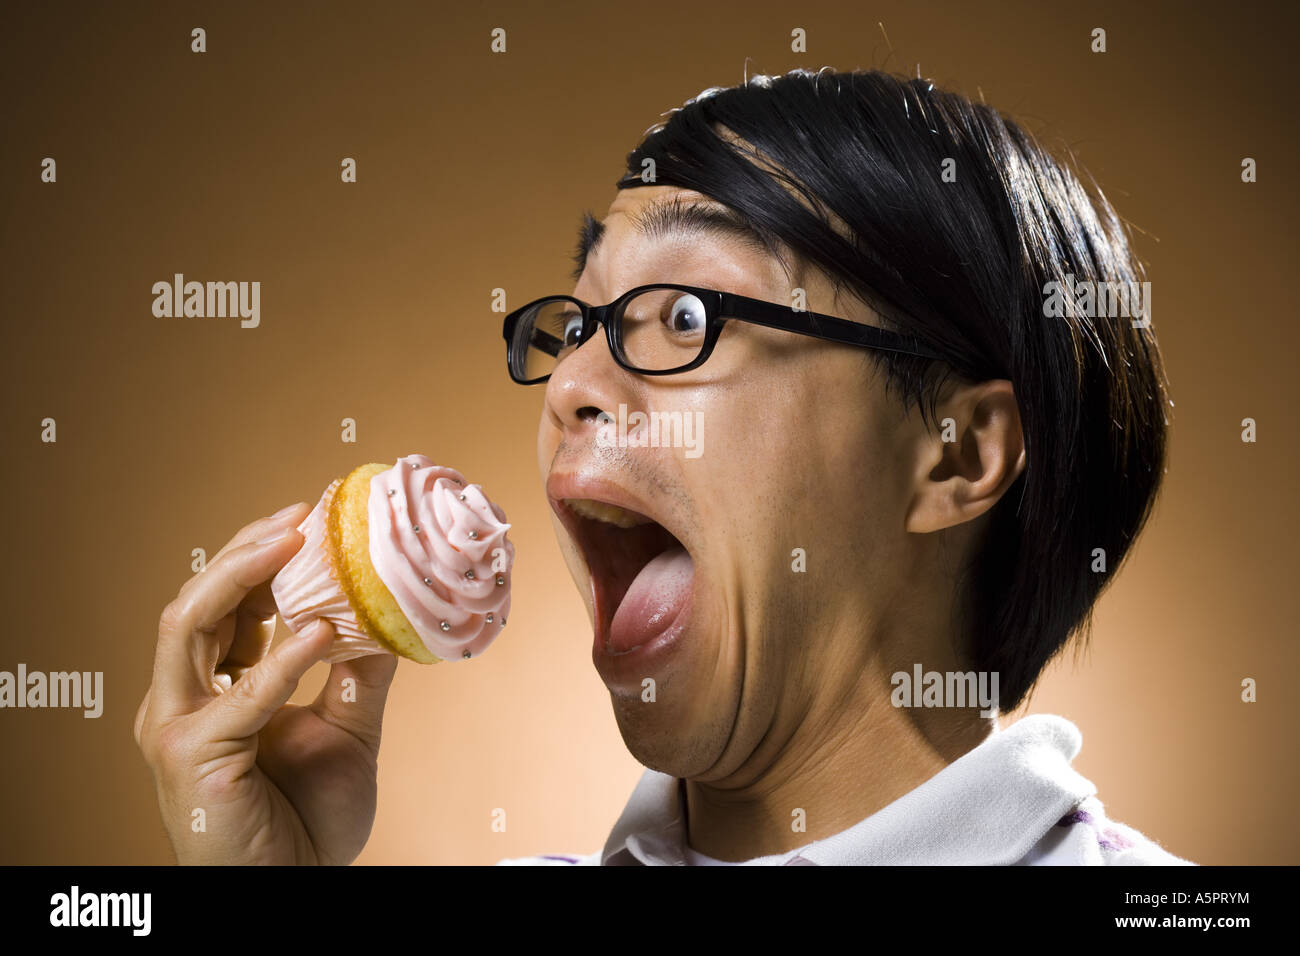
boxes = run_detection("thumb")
[203,619,335,741]
[310,650,399,748]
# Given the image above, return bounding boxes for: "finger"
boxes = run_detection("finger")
[215,581,281,677]
[205,502,311,570]
[311,650,399,746]
[152,530,305,722]
[208,508,311,670]
[134,689,151,750]
[201,619,336,741]
[173,504,307,612]
[200,614,236,684]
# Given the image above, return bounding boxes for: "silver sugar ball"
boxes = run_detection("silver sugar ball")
[465,569,476,580]
[440,620,451,632]
[495,575,505,586]
[462,650,471,659]
[468,530,478,540]
[486,613,494,623]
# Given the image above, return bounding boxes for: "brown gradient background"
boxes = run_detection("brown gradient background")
[0,0,1295,866]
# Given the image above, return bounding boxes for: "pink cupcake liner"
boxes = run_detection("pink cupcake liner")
[270,478,392,664]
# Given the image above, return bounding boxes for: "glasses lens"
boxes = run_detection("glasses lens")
[515,298,585,381]
[617,288,708,371]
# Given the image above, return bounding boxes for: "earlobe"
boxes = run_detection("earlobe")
[903,380,1025,534]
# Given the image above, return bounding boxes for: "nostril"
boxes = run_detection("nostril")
[576,405,606,424]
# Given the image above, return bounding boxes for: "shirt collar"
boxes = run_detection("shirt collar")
[600,770,690,866]
[598,714,1097,865]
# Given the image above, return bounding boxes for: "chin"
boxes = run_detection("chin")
[602,618,742,780]
[609,694,734,780]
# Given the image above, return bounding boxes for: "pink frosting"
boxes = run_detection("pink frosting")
[272,456,514,663]
[366,454,514,660]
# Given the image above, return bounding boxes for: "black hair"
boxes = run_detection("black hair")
[614,67,1170,712]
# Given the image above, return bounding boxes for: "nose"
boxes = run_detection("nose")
[542,321,635,438]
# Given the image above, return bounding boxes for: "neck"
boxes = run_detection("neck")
[682,662,995,862]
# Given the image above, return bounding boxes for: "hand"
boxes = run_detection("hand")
[135,504,399,864]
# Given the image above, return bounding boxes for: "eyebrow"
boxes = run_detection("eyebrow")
[569,196,782,282]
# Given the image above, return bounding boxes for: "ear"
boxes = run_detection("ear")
[904,379,1026,534]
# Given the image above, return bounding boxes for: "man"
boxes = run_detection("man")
[136,68,1190,865]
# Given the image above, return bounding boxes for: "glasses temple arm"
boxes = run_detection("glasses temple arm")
[717,293,944,361]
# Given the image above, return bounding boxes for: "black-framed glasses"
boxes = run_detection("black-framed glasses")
[502,283,943,385]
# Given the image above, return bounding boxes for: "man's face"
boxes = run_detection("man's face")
[537,185,920,783]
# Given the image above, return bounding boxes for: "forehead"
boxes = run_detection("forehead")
[573,185,796,302]
[607,184,701,217]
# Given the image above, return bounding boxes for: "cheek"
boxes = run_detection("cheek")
[686,384,832,562]
[706,366,893,558]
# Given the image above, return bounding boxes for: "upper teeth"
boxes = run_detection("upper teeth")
[566,498,652,528]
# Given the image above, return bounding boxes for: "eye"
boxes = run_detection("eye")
[664,293,707,334]
[562,312,584,346]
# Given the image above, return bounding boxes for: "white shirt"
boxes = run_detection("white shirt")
[496,714,1194,866]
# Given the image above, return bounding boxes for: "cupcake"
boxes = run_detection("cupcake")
[271,454,514,663]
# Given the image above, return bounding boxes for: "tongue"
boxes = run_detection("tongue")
[608,545,693,653]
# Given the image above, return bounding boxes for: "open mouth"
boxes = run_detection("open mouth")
[553,496,694,655]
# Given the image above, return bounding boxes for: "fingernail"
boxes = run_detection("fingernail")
[256,527,294,546]
[270,502,305,519]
